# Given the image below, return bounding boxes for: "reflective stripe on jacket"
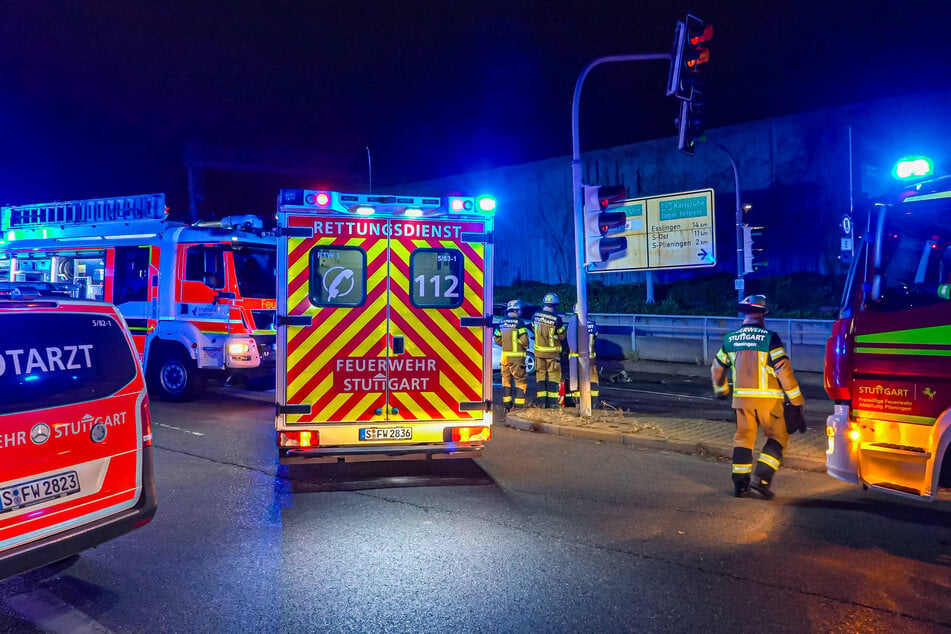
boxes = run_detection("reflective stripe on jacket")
[532,310,566,358]
[711,322,804,408]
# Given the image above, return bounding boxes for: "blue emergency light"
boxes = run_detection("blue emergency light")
[893,156,933,180]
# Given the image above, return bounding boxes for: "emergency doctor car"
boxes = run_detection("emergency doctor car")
[0,288,156,579]
[275,190,496,463]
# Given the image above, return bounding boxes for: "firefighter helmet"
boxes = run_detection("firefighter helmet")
[506,299,522,315]
[542,293,560,306]
[738,294,768,314]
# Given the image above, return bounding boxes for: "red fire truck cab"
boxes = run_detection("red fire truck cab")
[0,194,277,401]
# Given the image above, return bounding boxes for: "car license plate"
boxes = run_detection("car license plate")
[359,427,412,441]
[1,471,81,513]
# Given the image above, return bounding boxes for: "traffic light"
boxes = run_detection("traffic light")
[667,14,713,101]
[582,184,627,264]
[676,97,705,156]
[742,224,768,273]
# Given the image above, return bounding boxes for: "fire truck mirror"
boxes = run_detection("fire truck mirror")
[214,291,237,304]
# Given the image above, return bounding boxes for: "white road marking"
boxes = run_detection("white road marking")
[5,588,113,633]
[156,423,204,436]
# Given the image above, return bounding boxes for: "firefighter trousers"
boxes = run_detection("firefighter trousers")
[500,361,527,409]
[569,365,600,409]
[535,357,562,408]
[731,400,789,489]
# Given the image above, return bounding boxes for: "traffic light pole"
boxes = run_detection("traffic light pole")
[572,53,670,418]
[713,144,745,304]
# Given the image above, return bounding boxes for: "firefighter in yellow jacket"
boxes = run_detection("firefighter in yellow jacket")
[532,293,567,408]
[493,299,530,410]
[711,295,805,499]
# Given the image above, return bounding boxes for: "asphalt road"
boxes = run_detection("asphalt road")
[1,389,949,633]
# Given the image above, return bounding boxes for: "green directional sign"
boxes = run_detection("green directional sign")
[585,188,715,273]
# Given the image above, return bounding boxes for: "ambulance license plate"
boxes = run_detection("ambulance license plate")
[359,427,412,441]
[1,471,80,513]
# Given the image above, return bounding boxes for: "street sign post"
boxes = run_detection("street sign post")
[585,188,716,273]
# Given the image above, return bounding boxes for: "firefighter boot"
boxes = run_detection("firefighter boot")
[733,475,751,498]
[750,478,775,500]
[731,447,754,498]
[751,439,782,500]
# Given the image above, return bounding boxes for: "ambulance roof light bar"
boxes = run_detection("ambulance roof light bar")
[1,193,167,231]
[280,189,495,217]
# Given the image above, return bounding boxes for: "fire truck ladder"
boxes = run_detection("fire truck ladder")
[2,194,167,230]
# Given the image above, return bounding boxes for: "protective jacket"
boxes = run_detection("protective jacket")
[711,323,804,409]
[532,311,567,359]
[493,316,530,361]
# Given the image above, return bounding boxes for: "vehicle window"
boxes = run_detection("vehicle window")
[185,246,224,289]
[410,249,463,309]
[233,246,277,299]
[878,198,950,311]
[309,247,366,307]
[0,313,138,415]
[113,246,150,305]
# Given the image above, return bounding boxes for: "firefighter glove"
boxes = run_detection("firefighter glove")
[784,402,806,434]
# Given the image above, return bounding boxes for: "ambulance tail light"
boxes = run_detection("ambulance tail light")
[824,318,853,401]
[141,396,153,446]
[280,430,317,448]
[446,426,491,443]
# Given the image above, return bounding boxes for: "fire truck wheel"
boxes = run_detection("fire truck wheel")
[148,346,206,402]
[525,352,536,376]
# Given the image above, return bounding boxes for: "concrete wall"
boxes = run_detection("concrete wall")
[396,89,951,286]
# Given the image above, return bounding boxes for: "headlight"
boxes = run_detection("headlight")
[229,342,251,354]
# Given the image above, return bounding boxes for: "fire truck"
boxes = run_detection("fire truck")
[0,194,277,401]
[275,189,495,463]
[825,175,951,501]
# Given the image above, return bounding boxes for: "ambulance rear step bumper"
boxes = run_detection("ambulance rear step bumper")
[280,444,484,464]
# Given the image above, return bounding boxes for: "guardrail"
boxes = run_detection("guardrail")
[591,313,833,373]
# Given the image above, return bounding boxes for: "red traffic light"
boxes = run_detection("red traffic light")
[689,24,713,46]
[597,185,626,209]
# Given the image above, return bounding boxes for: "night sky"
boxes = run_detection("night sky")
[2,1,950,217]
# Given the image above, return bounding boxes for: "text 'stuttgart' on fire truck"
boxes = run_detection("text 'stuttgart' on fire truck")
[275,189,496,464]
[0,194,278,401]
[825,175,951,501]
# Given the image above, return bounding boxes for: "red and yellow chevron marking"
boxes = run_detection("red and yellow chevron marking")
[285,223,388,423]
[387,222,484,421]
[283,215,487,426]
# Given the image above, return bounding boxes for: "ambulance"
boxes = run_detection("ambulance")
[0,289,156,579]
[0,194,277,401]
[275,189,495,463]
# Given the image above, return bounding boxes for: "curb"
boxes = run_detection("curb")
[503,415,827,473]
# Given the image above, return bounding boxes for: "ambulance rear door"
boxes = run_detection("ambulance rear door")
[386,217,488,423]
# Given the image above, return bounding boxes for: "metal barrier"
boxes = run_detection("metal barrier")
[591,313,833,373]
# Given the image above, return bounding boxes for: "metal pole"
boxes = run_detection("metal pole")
[366,146,373,194]
[572,53,670,417]
[713,144,744,304]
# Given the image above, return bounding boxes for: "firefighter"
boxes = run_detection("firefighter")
[532,293,568,408]
[568,303,600,409]
[711,294,805,499]
[493,299,530,410]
